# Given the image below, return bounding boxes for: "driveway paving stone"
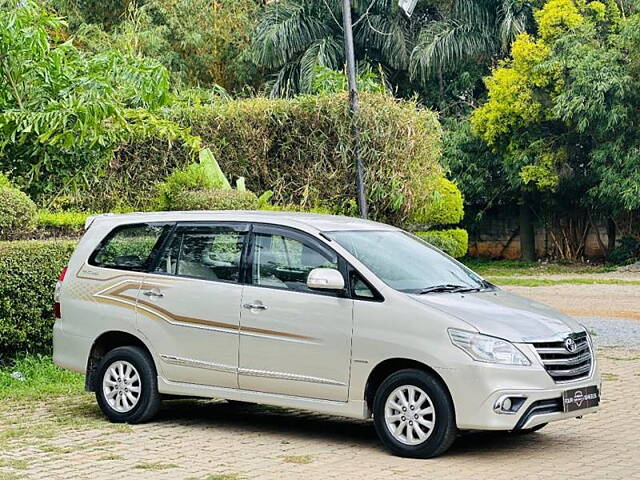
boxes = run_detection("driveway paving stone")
[0,347,638,479]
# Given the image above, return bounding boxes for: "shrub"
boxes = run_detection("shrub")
[0,187,38,239]
[36,211,90,232]
[169,189,259,211]
[0,173,11,188]
[415,228,469,258]
[83,93,443,226]
[153,148,232,210]
[260,204,335,215]
[0,240,76,359]
[412,177,464,226]
[607,236,640,265]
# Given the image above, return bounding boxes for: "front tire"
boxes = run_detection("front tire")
[373,369,457,458]
[95,346,161,424]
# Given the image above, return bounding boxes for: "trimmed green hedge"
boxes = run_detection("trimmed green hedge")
[36,211,89,232]
[79,93,444,226]
[413,178,464,226]
[169,189,259,211]
[0,187,37,239]
[415,228,469,258]
[0,240,76,359]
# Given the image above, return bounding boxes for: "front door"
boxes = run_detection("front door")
[136,222,248,388]
[239,225,353,401]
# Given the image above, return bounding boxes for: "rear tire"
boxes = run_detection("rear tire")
[373,369,457,458]
[95,346,161,424]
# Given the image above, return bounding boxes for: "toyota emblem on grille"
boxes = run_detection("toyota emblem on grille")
[564,338,577,353]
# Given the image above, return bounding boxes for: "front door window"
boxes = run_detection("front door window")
[252,232,338,292]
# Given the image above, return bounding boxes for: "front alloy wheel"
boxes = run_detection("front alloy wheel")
[373,369,457,458]
[384,385,436,445]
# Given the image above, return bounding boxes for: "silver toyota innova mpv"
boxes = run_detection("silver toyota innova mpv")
[53,211,600,458]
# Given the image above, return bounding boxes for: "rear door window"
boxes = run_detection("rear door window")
[155,224,248,283]
[90,223,169,271]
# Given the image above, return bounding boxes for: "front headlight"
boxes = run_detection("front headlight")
[448,329,531,366]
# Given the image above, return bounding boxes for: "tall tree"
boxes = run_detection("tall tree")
[0,0,195,201]
[470,0,640,259]
[250,0,537,100]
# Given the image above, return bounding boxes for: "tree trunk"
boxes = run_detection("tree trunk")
[519,194,537,262]
[607,217,617,252]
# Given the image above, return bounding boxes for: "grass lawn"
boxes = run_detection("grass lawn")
[0,355,83,401]
[485,277,640,287]
[462,258,617,277]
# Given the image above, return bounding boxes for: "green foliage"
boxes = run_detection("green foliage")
[311,65,387,95]
[85,93,444,226]
[441,118,518,225]
[36,210,89,232]
[411,177,464,225]
[169,190,259,211]
[260,204,334,215]
[0,172,11,188]
[49,0,260,91]
[153,148,232,210]
[251,0,537,100]
[0,0,196,201]
[0,187,37,239]
[468,0,640,223]
[0,355,83,398]
[0,240,76,358]
[607,236,640,265]
[415,228,469,258]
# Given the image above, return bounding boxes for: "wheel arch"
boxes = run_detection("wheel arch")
[85,330,155,392]
[364,358,455,415]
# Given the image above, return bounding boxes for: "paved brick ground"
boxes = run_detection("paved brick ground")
[1,347,638,480]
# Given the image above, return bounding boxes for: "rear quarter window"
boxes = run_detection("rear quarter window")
[89,223,170,271]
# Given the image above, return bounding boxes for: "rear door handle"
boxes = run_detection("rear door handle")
[143,289,164,298]
[243,303,267,310]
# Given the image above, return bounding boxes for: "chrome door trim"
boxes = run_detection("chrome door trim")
[238,367,346,386]
[160,354,236,374]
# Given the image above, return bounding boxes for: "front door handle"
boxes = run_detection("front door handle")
[143,289,164,298]
[243,303,267,310]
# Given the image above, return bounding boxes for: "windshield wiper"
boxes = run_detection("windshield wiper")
[417,283,491,294]
[417,284,470,294]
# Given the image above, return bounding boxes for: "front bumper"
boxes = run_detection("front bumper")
[435,347,601,431]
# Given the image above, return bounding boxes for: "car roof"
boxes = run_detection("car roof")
[86,210,399,233]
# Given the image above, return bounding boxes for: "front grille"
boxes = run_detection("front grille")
[533,332,592,383]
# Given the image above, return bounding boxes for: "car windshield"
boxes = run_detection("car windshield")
[326,230,487,294]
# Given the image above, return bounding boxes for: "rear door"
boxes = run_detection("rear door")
[239,225,353,401]
[135,222,248,388]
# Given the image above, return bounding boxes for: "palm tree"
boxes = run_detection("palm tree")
[251,0,420,96]
[251,0,536,99]
[410,0,534,83]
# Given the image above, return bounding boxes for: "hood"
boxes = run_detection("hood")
[408,288,584,343]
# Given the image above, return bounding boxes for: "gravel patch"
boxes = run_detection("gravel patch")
[577,316,640,349]
[504,284,640,320]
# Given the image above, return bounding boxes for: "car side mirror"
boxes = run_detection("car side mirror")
[307,268,345,291]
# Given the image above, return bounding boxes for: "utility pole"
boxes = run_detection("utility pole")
[342,0,368,219]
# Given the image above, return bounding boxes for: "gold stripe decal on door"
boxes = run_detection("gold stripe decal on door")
[93,279,316,342]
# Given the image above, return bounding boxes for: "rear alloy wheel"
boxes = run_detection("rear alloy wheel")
[373,369,457,458]
[102,360,141,413]
[95,346,161,423]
